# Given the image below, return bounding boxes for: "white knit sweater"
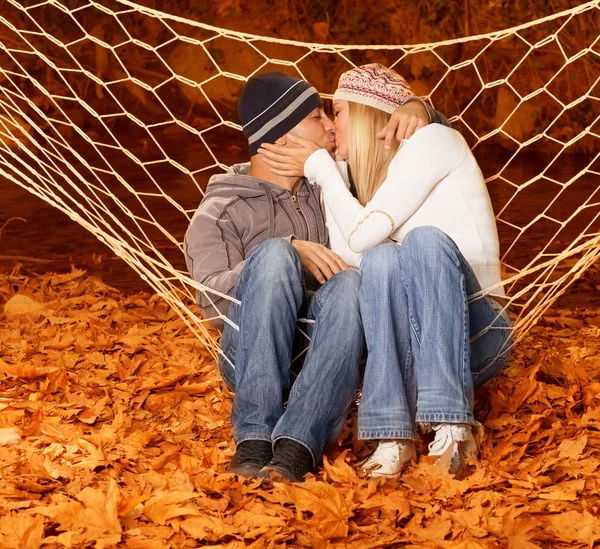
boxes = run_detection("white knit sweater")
[305,123,505,297]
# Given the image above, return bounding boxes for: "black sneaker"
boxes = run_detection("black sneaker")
[228,440,273,478]
[259,438,314,483]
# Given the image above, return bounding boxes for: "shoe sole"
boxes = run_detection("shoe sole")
[361,451,417,479]
[228,463,266,478]
[364,469,402,479]
[258,464,305,483]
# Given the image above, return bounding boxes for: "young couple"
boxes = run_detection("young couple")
[185,64,512,483]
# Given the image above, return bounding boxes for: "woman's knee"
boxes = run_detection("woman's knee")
[401,226,458,266]
[360,244,401,282]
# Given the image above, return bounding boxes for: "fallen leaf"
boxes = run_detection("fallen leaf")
[277,481,352,540]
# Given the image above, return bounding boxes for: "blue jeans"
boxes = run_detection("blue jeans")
[219,238,364,464]
[358,226,511,440]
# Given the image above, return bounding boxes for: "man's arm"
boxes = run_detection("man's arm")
[403,97,451,126]
[376,97,451,148]
[185,206,247,326]
[185,200,349,326]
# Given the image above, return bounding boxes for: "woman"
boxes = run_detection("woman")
[258,64,511,477]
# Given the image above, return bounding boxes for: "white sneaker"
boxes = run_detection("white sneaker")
[361,440,416,478]
[428,423,478,473]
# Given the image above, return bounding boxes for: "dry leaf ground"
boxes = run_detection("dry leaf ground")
[1,262,600,548]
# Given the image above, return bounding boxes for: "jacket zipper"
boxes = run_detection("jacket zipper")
[291,194,310,240]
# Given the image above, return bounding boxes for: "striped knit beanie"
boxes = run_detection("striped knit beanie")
[238,72,322,156]
[333,63,414,114]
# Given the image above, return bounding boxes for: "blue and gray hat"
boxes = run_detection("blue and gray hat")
[238,72,322,156]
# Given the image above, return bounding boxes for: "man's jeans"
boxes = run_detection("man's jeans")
[358,226,512,440]
[219,238,364,464]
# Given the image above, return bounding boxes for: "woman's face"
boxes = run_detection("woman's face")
[332,100,350,160]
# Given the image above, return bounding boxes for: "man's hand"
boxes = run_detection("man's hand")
[376,101,430,149]
[291,240,349,284]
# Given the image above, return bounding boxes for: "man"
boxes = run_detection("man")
[185,72,441,482]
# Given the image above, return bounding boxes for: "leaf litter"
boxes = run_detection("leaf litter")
[1,263,600,548]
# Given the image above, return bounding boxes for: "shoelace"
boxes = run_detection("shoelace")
[272,441,311,469]
[428,425,468,455]
[368,441,401,464]
[238,441,272,463]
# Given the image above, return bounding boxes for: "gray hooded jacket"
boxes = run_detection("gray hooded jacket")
[185,163,328,329]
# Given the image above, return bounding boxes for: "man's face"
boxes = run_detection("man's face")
[286,106,336,153]
[332,100,349,160]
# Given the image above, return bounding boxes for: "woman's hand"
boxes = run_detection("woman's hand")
[258,134,322,177]
[376,101,429,149]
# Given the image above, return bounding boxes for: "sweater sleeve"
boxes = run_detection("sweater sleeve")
[184,205,247,323]
[304,124,468,254]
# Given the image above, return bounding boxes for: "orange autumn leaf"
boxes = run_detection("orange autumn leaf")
[0,358,51,379]
[118,494,151,517]
[76,479,122,534]
[143,491,201,525]
[179,514,238,542]
[139,363,195,391]
[31,479,122,546]
[558,435,588,459]
[0,513,44,549]
[322,451,360,484]
[507,535,543,549]
[3,294,46,320]
[231,504,287,539]
[358,490,411,521]
[277,480,352,540]
[404,513,453,543]
[548,510,600,545]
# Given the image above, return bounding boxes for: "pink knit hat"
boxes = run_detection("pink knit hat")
[332,63,414,114]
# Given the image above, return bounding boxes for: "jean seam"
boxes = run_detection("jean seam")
[358,430,418,441]
[288,329,317,400]
[460,269,470,415]
[236,433,273,446]
[288,294,323,403]
[313,288,325,308]
[415,413,474,423]
[398,251,422,346]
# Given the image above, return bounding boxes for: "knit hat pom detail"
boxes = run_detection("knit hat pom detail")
[333,63,414,114]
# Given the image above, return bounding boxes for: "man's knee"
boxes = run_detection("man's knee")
[326,269,361,300]
[249,238,302,281]
[252,237,298,260]
[318,269,361,323]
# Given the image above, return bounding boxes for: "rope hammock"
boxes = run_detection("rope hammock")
[0,0,599,361]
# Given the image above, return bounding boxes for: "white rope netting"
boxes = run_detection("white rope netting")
[0,0,599,359]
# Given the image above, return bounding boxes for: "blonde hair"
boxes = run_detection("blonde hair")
[347,102,400,206]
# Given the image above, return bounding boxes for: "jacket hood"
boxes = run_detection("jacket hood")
[204,162,294,199]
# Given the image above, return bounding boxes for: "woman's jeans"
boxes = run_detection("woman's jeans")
[358,226,511,440]
[219,238,364,464]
